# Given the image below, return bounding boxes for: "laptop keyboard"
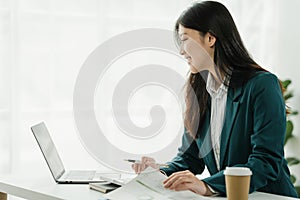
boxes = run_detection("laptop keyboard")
[65,171,95,180]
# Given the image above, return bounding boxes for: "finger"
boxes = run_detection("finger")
[148,157,155,164]
[145,160,158,169]
[140,163,146,173]
[163,175,177,188]
[173,182,199,194]
[165,175,190,189]
[173,178,207,195]
[133,163,139,174]
[164,171,193,188]
[164,174,187,188]
[141,156,149,164]
[140,157,157,170]
[163,171,183,183]
[167,177,185,189]
[137,164,142,174]
[163,170,190,184]
[169,176,193,190]
[141,156,146,164]
[173,182,189,191]
[141,156,155,165]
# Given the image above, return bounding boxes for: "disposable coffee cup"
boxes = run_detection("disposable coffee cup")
[224,167,252,200]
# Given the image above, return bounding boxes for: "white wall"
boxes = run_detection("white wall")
[0,0,196,176]
[277,0,300,184]
[0,1,300,199]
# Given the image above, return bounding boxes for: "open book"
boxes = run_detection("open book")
[104,167,212,200]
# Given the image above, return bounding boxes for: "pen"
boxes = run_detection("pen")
[124,159,169,168]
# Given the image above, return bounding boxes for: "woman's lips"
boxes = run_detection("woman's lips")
[183,55,192,64]
[185,56,191,61]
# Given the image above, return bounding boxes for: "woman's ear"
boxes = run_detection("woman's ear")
[205,33,216,48]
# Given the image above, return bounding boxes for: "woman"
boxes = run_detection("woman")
[132,1,298,198]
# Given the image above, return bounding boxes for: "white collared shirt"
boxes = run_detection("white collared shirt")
[206,72,228,171]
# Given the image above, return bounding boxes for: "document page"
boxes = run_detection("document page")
[105,167,212,200]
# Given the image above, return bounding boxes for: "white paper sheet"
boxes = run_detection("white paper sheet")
[104,167,212,200]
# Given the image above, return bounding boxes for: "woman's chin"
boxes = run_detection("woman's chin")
[190,68,199,74]
[189,65,199,74]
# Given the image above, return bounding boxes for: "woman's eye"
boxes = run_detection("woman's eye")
[180,38,188,43]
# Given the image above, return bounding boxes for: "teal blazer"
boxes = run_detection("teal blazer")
[161,72,298,198]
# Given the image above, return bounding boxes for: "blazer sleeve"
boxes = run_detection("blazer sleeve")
[160,128,205,176]
[203,73,287,194]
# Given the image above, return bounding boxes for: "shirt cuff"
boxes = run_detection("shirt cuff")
[160,170,167,176]
[207,184,218,194]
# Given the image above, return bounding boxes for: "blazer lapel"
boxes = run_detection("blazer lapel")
[219,86,242,169]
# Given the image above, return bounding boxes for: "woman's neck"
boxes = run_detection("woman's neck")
[208,69,224,90]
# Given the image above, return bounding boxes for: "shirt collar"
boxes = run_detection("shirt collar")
[206,72,228,98]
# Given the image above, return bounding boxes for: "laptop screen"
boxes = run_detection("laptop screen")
[31,122,65,180]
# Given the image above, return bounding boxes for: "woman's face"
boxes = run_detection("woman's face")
[178,24,215,74]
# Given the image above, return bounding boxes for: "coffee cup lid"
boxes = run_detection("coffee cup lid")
[224,167,252,176]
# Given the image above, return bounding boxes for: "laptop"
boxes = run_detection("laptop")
[31,122,107,184]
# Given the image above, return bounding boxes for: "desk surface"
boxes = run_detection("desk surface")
[0,174,298,200]
[0,174,104,200]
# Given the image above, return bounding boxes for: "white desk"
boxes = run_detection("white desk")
[0,174,104,200]
[0,174,298,200]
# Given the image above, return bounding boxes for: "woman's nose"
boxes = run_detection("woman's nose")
[179,44,185,55]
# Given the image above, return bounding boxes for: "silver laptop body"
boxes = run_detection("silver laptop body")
[31,122,103,183]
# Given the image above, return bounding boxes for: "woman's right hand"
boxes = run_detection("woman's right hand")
[131,156,158,174]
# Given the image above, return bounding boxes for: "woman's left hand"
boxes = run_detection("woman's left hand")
[163,170,213,196]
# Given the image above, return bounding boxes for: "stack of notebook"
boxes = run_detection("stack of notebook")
[89,182,120,193]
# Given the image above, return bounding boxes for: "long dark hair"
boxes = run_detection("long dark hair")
[175,1,266,138]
